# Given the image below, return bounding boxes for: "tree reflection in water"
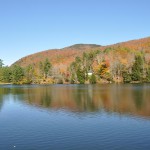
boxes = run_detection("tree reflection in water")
[0,84,150,118]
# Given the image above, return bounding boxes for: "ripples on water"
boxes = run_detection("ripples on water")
[0,84,150,150]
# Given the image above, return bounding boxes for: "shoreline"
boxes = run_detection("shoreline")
[0,83,12,85]
[0,82,149,86]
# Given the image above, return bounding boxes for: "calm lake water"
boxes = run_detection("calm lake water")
[0,84,150,150]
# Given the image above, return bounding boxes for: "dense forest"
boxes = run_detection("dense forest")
[0,45,150,84]
[1,37,150,84]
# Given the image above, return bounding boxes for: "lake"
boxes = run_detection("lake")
[0,84,150,150]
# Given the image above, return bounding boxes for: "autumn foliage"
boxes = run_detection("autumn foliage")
[0,37,150,84]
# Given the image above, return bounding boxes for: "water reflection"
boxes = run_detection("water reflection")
[0,84,150,118]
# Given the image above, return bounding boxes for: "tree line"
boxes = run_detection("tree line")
[0,58,52,84]
[68,50,150,84]
[0,47,150,84]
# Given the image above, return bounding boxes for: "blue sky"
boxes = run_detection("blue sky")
[0,0,150,66]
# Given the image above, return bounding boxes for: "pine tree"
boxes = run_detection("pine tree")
[122,71,132,83]
[146,66,150,82]
[76,68,85,84]
[89,74,96,84]
[0,59,4,68]
[44,58,52,79]
[39,58,52,79]
[2,67,12,83]
[131,55,144,82]
[11,65,24,84]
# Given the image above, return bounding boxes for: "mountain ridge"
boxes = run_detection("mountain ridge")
[13,37,150,71]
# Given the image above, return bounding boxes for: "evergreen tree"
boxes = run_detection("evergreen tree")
[0,59,4,68]
[146,66,150,82]
[122,71,132,83]
[44,58,52,79]
[76,68,85,84]
[11,65,24,84]
[89,74,96,84]
[39,59,52,79]
[131,55,144,82]
[1,67,12,83]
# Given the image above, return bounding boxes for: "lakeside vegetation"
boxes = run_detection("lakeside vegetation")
[0,46,150,84]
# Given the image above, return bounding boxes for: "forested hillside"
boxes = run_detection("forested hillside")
[0,37,150,84]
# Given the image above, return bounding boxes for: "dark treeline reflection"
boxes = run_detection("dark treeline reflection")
[0,84,150,117]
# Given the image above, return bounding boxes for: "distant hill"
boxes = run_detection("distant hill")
[13,44,102,71]
[13,37,150,71]
[64,44,101,49]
